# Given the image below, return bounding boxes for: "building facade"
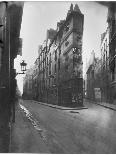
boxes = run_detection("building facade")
[86,2,116,104]
[107,2,116,103]
[23,4,84,107]
[0,2,24,152]
[86,51,102,101]
[86,64,95,100]
[0,1,23,118]
[100,28,110,102]
[23,67,34,99]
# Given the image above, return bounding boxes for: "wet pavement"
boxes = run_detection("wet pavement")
[10,101,50,153]
[11,99,116,153]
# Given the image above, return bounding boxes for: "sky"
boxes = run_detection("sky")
[14,1,108,93]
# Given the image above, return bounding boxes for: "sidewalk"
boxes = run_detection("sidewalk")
[33,100,87,110]
[96,101,116,111]
[85,98,116,111]
[9,101,50,153]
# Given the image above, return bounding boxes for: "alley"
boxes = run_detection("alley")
[11,99,116,153]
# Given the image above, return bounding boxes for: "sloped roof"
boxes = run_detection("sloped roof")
[74,4,81,14]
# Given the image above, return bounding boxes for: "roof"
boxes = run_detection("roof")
[49,4,84,49]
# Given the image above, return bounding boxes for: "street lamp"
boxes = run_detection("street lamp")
[11,60,27,123]
[16,60,27,76]
[20,60,27,73]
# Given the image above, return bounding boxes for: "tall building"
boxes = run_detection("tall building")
[0,1,24,152]
[100,28,110,102]
[86,54,102,101]
[42,3,84,106]
[23,67,34,99]
[23,4,84,107]
[86,63,95,100]
[107,2,116,103]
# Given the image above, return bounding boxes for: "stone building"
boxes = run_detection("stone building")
[23,4,84,107]
[86,64,95,100]
[23,67,34,100]
[86,51,102,101]
[100,28,110,102]
[107,2,116,103]
[0,2,24,152]
[86,2,116,104]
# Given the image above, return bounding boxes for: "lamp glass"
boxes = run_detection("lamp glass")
[20,60,27,72]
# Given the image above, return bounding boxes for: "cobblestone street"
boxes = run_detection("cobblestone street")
[10,99,116,153]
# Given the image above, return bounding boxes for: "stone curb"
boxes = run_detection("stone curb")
[32,100,88,110]
[85,99,116,111]
[95,102,116,111]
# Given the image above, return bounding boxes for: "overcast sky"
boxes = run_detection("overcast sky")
[15,1,108,93]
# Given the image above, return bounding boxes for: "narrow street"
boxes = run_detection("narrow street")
[0,1,116,153]
[11,99,116,153]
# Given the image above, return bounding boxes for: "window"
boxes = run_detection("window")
[58,59,60,70]
[42,53,44,61]
[38,58,40,66]
[44,52,46,60]
[73,47,77,54]
[38,65,40,72]
[50,53,51,62]
[45,58,46,66]
[103,54,105,63]
[55,64,56,73]
[65,26,69,32]
[43,62,45,69]
[65,22,70,33]
[47,57,48,65]
[106,50,107,60]
[65,40,69,47]
[49,63,51,75]
[55,50,57,61]
[77,35,81,42]
[106,39,107,51]
[59,48,61,55]
[104,43,105,52]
